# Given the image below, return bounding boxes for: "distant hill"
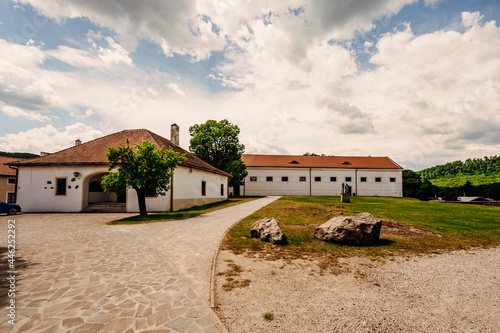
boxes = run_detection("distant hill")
[418,156,500,186]
[0,151,39,159]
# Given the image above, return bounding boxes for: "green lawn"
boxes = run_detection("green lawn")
[108,196,261,225]
[223,196,500,261]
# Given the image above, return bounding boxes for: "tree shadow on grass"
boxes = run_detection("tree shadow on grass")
[0,247,33,308]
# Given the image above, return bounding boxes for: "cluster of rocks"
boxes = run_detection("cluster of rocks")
[251,213,382,246]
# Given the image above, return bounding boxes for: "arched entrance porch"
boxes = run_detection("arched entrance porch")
[82,171,126,212]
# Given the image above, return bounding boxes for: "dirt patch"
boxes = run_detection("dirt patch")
[381,219,441,238]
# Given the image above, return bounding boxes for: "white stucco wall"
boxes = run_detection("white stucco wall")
[17,164,229,213]
[17,165,111,212]
[126,188,171,213]
[242,167,402,197]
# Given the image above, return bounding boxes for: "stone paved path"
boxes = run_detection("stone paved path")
[0,196,279,333]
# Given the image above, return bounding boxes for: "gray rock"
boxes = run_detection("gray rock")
[314,213,382,245]
[251,217,287,245]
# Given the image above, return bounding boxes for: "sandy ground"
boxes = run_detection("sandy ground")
[215,247,500,333]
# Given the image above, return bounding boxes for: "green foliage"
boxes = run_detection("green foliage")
[101,139,186,216]
[403,169,438,200]
[0,151,39,159]
[189,119,247,187]
[419,156,500,182]
[430,174,500,187]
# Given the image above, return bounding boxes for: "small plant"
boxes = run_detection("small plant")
[263,312,274,321]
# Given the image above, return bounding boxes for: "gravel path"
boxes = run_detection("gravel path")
[0,196,279,333]
[216,247,500,333]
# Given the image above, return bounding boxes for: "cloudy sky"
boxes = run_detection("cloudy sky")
[0,0,499,170]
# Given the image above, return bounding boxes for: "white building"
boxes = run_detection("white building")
[8,125,230,213]
[241,155,403,197]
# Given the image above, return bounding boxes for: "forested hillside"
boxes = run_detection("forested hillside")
[403,156,500,200]
[0,151,39,159]
[418,156,500,186]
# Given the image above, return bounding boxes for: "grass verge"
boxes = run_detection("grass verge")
[108,196,261,225]
[222,196,500,262]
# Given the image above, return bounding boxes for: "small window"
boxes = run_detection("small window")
[282,177,288,182]
[266,177,273,182]
[250,176,257,182]
[390,177,396,182]
[345,177,352,182]
[315,177,321,182]
[8,178,16,184]
[221,184,224,196]
[360,177,367,182]
[330,177,336,182]
[55,178,67,196]
[299,177,306,182]
[7,192,15,203]
[375,177,382,182]
[201,181,207,196]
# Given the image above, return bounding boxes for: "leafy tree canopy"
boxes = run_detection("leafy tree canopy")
[419,155,500,182]
[101,140,186,216]
[189,119,247,187]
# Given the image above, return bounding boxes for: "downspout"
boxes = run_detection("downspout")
[8,165,18,203]
[169,174,174,212]
[355,169,358,196]
[309,168,312,196]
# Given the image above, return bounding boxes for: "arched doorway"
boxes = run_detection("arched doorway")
[82,172,126,212]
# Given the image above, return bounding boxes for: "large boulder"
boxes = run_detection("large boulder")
[314,213,382,245]
[251,217,287,245]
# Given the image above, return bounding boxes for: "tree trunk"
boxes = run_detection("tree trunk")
[136,188,148,216]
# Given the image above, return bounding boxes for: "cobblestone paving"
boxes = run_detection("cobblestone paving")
[0,197,279,333]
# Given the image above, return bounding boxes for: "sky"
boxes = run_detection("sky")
[0,0,499,170]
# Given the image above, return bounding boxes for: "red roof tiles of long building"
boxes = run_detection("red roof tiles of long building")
[241,154,402,169]
[8,129,232,177]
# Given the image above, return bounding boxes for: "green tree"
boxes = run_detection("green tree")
[101,140,186,216]
[403,169,438,200]
[189,119,247,189]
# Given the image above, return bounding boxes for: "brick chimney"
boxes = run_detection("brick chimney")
[75,139,82,146]
[170,123,179,146]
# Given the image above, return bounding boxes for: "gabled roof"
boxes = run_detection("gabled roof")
[242,154,402,169]
[8,129,231,177]
[0,156,24,176]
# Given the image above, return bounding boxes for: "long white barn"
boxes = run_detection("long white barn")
[241,154,403,197]
[8,126,230,213]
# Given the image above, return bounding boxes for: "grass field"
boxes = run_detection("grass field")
[108,196,261,224]
[223,196,500,262]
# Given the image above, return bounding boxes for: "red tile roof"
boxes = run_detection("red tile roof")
[8,129,232,177]
[0,156,24,176]
[242,154,402,169]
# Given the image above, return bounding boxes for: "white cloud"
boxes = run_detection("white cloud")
[2,106,51,122]
[0,40,60,115]
[15,0,226,61]
[0,123,103,153]
[462,11,484,29]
